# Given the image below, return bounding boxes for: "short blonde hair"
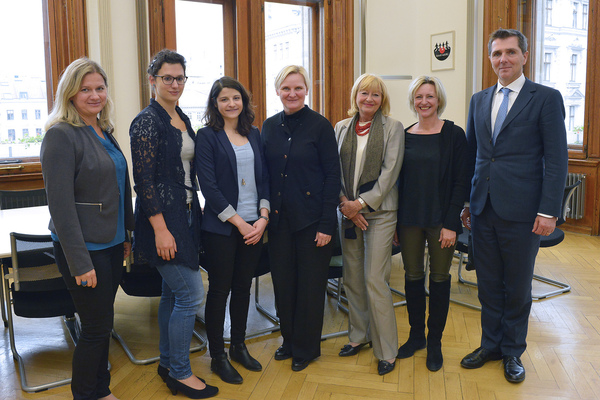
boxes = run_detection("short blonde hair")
[45,58,114,133]
[407,75,447,117]
[348,73,390,117]
[274,65,311,91]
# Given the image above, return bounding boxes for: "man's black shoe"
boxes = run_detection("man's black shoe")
[503,356,525,383]
[460,347,502,369]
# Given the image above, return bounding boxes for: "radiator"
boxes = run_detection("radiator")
[566,173,585,220]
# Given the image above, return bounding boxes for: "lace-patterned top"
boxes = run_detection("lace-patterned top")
[129,98,202,269]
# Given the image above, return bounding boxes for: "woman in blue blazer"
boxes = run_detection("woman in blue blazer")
[196,77,270,384]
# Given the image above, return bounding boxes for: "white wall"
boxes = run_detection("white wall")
[355,0,484,130]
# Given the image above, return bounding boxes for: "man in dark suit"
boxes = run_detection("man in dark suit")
[460,28,568,383]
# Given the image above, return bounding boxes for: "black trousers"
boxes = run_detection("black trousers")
[54,241,123,400]
[268,217,333,361]
[472,198,540,357]
[202,229,263,357]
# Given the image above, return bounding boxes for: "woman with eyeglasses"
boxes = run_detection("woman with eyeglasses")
[130,49,218,399]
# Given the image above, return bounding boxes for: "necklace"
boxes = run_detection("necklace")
[355,121,372,136]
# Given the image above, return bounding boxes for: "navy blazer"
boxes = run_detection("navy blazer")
[466,78,568,222]
[196,126,269,236]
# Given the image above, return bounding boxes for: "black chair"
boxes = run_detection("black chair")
[112,259,207,365]
[0,188,47,210]
[532,180,582,299]
[453,180,583,306]
[2,233,79,392]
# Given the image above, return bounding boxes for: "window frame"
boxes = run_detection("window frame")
[0,0,87,189]
[145,0,352,128]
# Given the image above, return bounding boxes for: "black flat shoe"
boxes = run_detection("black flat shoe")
[503,356,525,383]
[158,365,205,384]
[460,347,502,369]
[338,341,372,357]
[165,376,218,399]
[291,357,314,372]
[230,343,262,371]
[274,345,292,361]
[210,354,243,384]
[377,360,396,375]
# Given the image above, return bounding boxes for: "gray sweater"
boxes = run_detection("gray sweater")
[40,122,134,276]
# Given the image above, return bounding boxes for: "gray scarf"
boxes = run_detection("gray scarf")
[339,110,385,200]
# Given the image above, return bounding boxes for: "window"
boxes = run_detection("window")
[573,2,579,28]
[569,106,576,130]
[7,110,14,120]
[147,0,353,130]
[264,1,315,117]
[173,0,230,132]
[571,54,578,81]
[8,129,15,141]
[36,128,42,136]
[533,0,588,146]
[544,53,552,81]
[0,0,87,162]
[22,129,29,138]
[21,110,28,120]
[583,4,588,29]
[546,0,552,25]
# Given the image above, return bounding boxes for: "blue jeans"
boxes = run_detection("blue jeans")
[156,263,204,380]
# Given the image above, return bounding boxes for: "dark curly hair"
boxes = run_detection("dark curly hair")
[147,49,186,76]
[203,77,255,136]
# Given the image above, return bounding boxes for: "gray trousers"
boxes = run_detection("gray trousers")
[341,210,398,361]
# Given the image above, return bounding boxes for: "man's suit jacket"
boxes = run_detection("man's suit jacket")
[334,115,404,212]
[466,78,568,222]
[196,126,269,236]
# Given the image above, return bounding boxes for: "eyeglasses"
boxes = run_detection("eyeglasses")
[154,75,188,85]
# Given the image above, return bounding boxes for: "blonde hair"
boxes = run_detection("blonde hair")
[274,65,311,91]
[45,58,114,132]
[407,75,447,117]
[348,73,390,117]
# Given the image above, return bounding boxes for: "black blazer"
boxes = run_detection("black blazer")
[196,126,269,236]
[261,106,340,235]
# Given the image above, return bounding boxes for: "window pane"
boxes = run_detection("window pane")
[535,0,588,145]
[0,0,47,158]
[265,2,313,117]
[175,0,225,132]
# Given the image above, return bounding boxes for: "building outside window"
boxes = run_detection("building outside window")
[8,129,15,141]
[546,0,553,25]
[22,128,29,138]
[35,109,41,119]
[583,4,588,30]
[21,109,27,120]
[36,128,42,136]
[7,110,14,120]
[571,54,578,81]
[569,105,576,130]
[572,2,579,28]
[544,52,552,81]
[19,92,28,99]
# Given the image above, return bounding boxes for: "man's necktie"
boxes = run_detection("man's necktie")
[493,87,511,145]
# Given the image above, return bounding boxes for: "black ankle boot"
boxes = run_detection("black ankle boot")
[425,276,451,371]
[230,343,262,371]
[397,277,427,359]
[211,353,243,384]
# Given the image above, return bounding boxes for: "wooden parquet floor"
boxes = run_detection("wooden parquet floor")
[2,232,600,399]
